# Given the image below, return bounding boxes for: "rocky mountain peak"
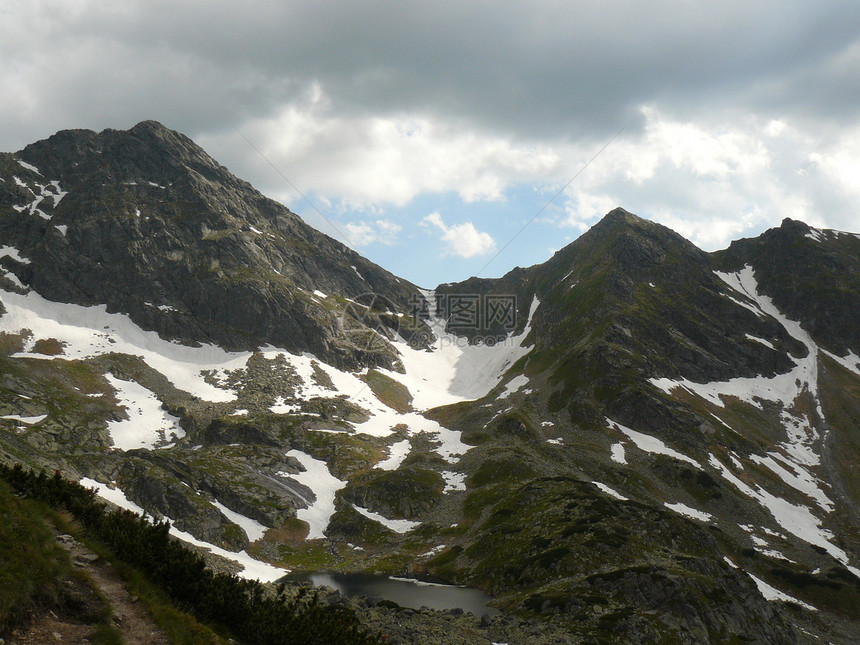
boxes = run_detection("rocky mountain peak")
[601,205,638,223]
[19,120,231,197]
[2,122,426,366]
[780,216,811,232]
[715,218,860,356]
[3,124,860,644]
[547,206,708,285]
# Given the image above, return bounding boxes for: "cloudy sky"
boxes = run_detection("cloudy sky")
[3,1,860,286]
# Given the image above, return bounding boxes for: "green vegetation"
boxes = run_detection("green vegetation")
[0,480,70,634]
[360,369,413,413]
[303,430,384,480]
[0,481,124,642]
[343,467,444,519]
[820,354,860,510]
[101,560,225,644]
[467,452,537,488]
[0,330,31,356]
[264,541,339,571]
[31,337,67,355]
[0,464,381,645]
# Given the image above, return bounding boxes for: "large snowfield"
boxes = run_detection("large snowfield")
[4,261,860,600]
[0,282,542,579]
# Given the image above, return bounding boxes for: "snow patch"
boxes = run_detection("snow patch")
[421,544,447,557]
[49,180,67,205]
[255,348,470,464]
[269,396,300,414]
[498,374,529,398]
[710,413,734,431]
[381,293,540,410]
[0,246,31,264]
[728,452,744,470]
[608,419,700,469]
[16,159,41,174]
[441,470,467,492]
[804,229,825,243]
[709,454,859,575]
[166,520,287,582]
[389,576,463,587]
[652,267,827,480]
[593,481,628,501]
[105,374,185,450]
[80,486,283,582]
[664,502,711,522]
[1,413,47,424]
[80,478,146,515]
[822,348,860,378]
[352,505,421,533]
[211,500,269,542]
[0,288,250,402]
[10,175,55,220]
[747,572,817,611]
[1,270,25,289]
[718,292,766,318]
[749,452,833,512]
[376,439,411,471]
[286,449,346,540]
[349,408,470,463]
[745,334,775,350]
[610,442,627,464]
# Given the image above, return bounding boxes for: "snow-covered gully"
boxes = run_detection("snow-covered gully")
[649,265,860,580]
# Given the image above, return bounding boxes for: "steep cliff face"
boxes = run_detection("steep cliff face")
[2,123,860,643]
[1,120,425,368]
[715,217,860,356]
[428,208,860,641]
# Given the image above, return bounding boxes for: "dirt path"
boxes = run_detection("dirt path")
[8,533,172,645]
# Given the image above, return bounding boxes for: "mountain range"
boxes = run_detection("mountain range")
[2,121,860,644]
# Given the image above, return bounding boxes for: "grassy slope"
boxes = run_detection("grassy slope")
[0,480,70,635]
[0,478,226,643]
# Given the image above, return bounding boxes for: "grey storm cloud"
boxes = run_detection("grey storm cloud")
[3,0,860,151]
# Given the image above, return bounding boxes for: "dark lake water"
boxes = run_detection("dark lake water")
[283,572,500,617]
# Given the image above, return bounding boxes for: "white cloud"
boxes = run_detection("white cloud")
[809,137,860,203]
[343,219,402,246]
[199,97,560,210]
[563,193,619,232]
[557,106,857,250]
[423,212,496,258]
[3,1,860,284]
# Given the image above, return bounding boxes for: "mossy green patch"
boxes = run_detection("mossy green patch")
[342,467,444,520]
[0,481,71,634]
[360,370,412,413]
[467,453,537,488]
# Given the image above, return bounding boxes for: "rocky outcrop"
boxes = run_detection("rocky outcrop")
[2,121,427,368]
[3,125,860,643]
[716,217,860,356]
